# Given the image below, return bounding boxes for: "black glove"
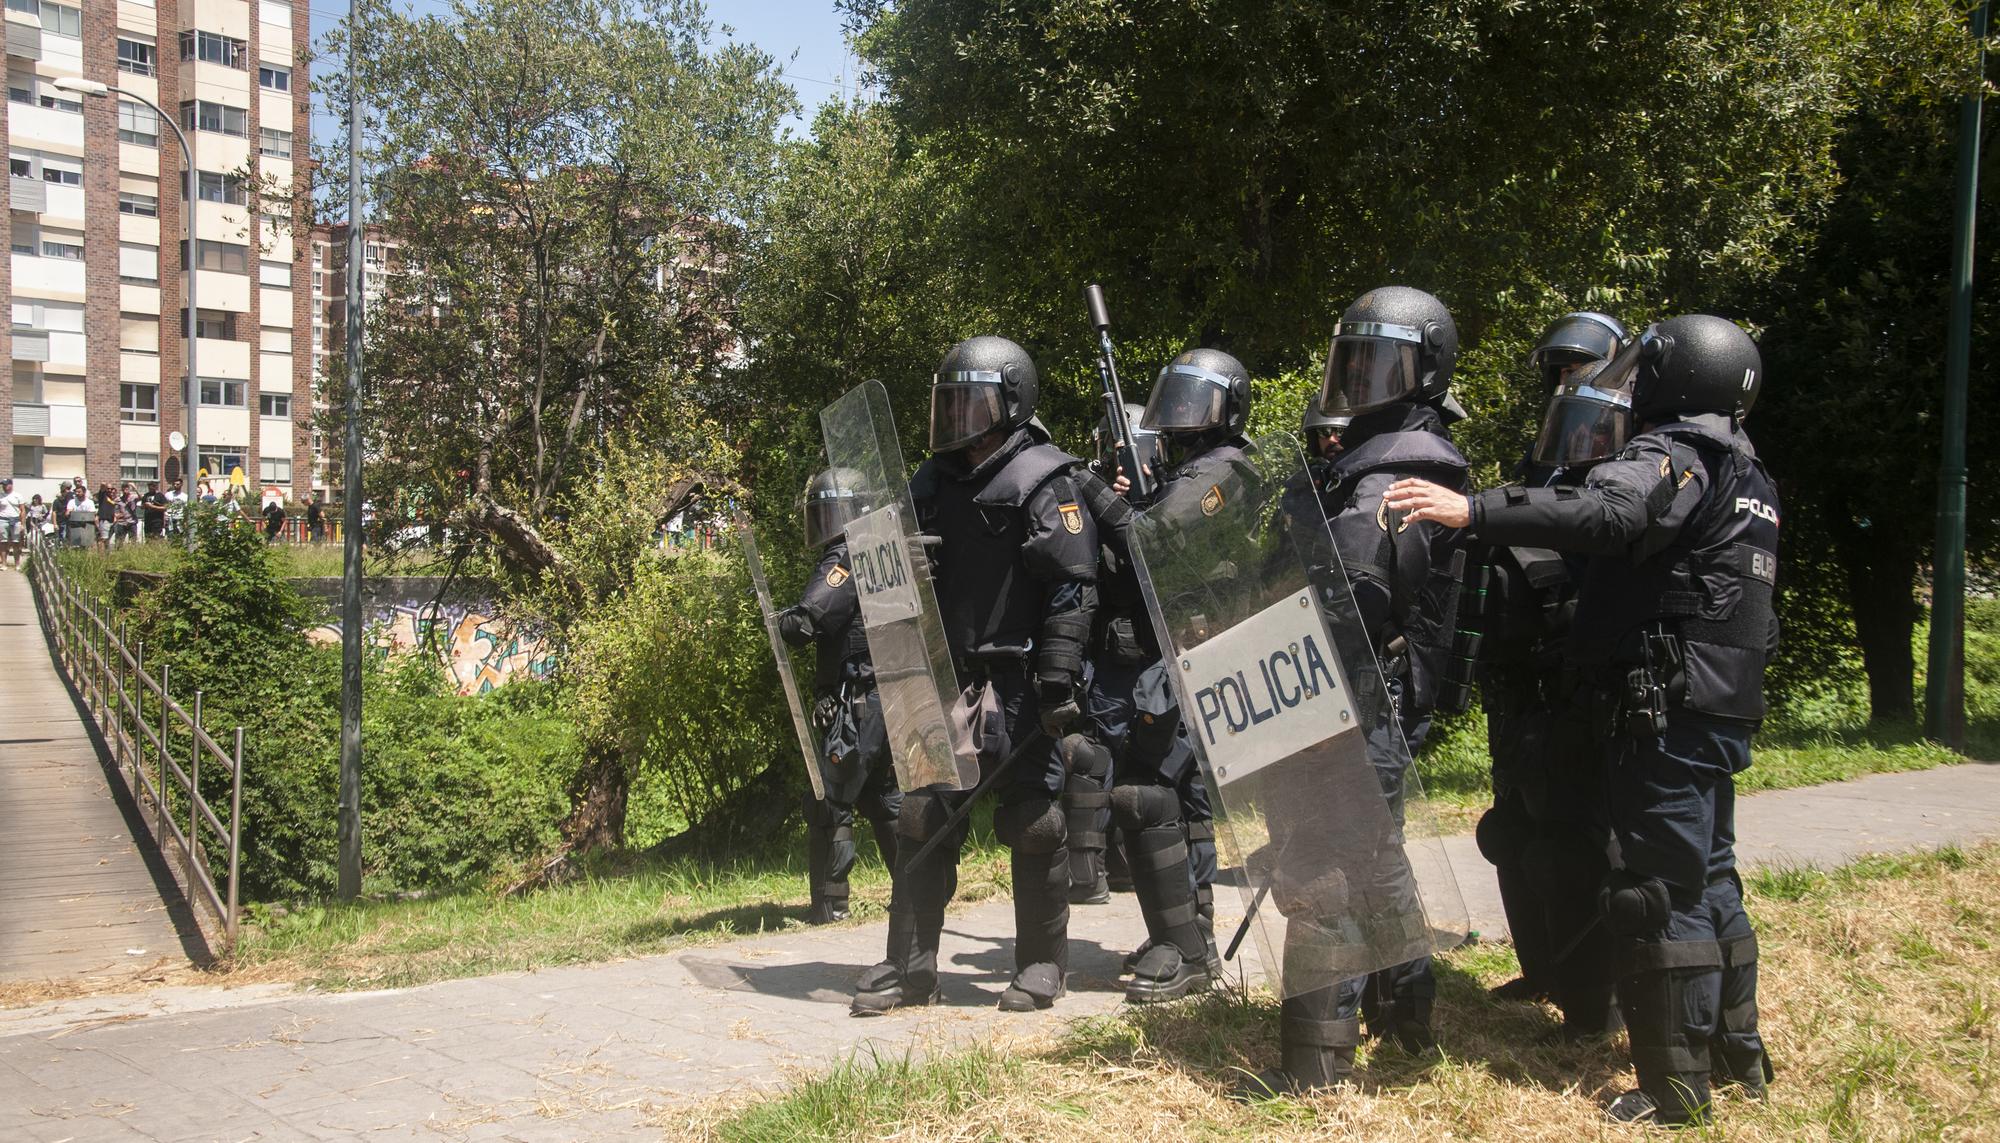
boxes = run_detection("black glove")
[777,607,814,647]
[1037,673,1081,737]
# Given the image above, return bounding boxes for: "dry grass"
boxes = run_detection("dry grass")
[684,844,2000,1142]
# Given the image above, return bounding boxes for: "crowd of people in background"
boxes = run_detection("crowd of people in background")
[0,475,337,560]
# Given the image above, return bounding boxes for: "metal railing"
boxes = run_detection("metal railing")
[25,539,245,948]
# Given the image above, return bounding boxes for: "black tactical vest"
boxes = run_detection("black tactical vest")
[1569,421,1781,723]
[913,436,1080,658]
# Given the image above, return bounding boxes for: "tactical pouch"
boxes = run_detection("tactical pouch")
[950,678,1008,771]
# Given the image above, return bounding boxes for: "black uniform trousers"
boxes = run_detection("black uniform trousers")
[889,668,1070,976]
[1086,659,1215,893]
[1608,713,1766,1111]
[806,688,903,909]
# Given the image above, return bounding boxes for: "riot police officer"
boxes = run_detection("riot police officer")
[1259,286,1470,1093]
[1081,356,1257,1002]
[1060,405,1165,908]
[1386,315,1779,1126]
[778,469,905,925]
[850,335,1098,1015]
[1471,313,1628,1038]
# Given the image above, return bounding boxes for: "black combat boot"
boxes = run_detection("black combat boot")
[1123,824,1212,1003]
[1236,1004,1359,1099]
[850,908,942,1016]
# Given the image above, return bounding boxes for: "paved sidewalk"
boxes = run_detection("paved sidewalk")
[1,761,1995,1142]
[0,568,198,988]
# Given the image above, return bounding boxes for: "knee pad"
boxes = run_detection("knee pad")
[995,798,1067,854]
[895,791,953,844]
[1109,784,1181,831]
[1059,733,1111,781]
[1475,799,1533,867]
[1602,870,1673,938]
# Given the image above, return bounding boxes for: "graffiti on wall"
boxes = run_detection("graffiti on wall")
[308,602,556,696]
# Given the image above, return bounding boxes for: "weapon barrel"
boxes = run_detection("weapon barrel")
[1083,283,1153,499]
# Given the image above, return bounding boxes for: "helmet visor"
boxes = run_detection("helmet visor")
[929,372,1007,452]
[1140,364,1233,432]
[1323,332,1421,414]
[1532,395,1633,466]
[802,485,862,548]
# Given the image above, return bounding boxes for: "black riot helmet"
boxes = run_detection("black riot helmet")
[1590,315,1763,422]
[1530,312,1629,392]
[929,335,1040,452]
[1320,286,1458,415]
[801,467,871,548]
[1140,347,1252,438]
[1092,401,1163,478]
[1301,392,1352,457]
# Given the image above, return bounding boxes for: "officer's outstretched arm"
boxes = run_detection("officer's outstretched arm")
[1464,442,1695,556]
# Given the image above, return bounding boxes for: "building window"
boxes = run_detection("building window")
[194,170,248,205]
[180,101,249,138]
[258,127,293,160]
[119,191,159,217]
[117,38,158,76]
[8,155,26,178]
[27,75,81,113]
[198,451,245,481]
[184,240,249,273]
[121,383,160,424]
[39,161,79,186]
[118,101,161,147]
[257,64,290,92]
[259,392,291,418]
[259,259,292,288]
[11,221,36,255]
[121,452,161,482]
[187,309,233,339]
[119,242,159,282]
[198,378,247,408]
[40,238,84,261]
[12,445,43,480]
[259,457,292,483]
[178,30,247,69]
[259,0,292,29]
[45,2,79,37]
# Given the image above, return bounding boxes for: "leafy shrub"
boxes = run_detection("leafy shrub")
[122,507,580,901]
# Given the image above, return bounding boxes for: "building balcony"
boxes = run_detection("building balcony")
[11,253,86,297]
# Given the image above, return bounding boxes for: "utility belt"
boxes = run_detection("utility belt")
[1589,625,1687,740]
[954,642,1032,683]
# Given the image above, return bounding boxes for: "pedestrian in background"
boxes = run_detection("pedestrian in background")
[263,495,288,543]
[63,483,97,548]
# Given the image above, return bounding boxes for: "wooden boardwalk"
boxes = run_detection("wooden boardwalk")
[0,566,197,986]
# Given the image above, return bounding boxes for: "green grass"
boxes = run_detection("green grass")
[53,542,452,600]
[697,845,2000,1142]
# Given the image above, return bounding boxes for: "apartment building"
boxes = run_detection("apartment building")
[306,220,391,495]
[4,0,310,506]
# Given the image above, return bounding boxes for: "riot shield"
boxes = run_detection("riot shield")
[819,380,976,791]
[737,512,826,802]
[1128,434,1469,999]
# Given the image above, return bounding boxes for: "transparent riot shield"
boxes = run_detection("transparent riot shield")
[737,512,826,801]
[819,380,976,791]
[1128,434,1469,999]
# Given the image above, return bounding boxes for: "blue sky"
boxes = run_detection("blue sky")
[307,0,856,143]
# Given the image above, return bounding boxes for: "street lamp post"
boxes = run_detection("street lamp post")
[55,78,198,552]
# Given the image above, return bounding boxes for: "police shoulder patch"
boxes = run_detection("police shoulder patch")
[1658,454,1672,478]
[825,565,850,588]
[1200,484,1226,516]
[1058,502,1084,535]
[1376,498,1411,534]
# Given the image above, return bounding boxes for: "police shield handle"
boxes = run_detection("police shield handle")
[736,513,827,801]
[1083,283,1154,501]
